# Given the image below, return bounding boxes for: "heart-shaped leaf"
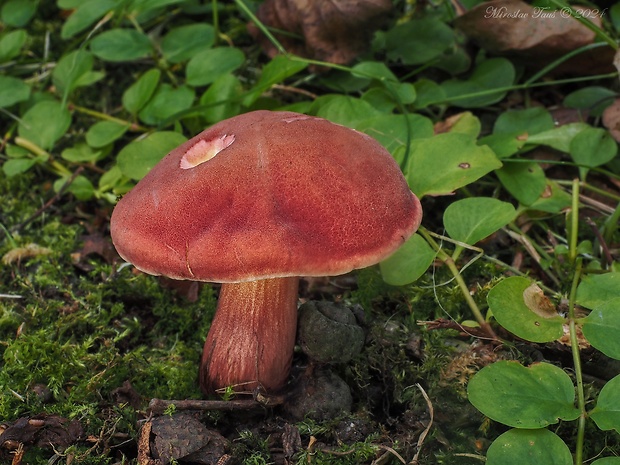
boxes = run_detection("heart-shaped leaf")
[570,126,617,179]
[487,277,564,342]
[52,50,103,97]
[380,234,436,286]
[117,132,187,180]
[161,23,215,63]
[0,75,30,108]
[493,107,554,135]
[564,86,617,117]
[90,29,153,62]
[61,0,119,39]
[86,121,129,148]
[444,197,516,245]
[243,55,307,107]
[496,161,547,206]
[122,68,161,115]
[312,95,382,128]
[199,74,242,124]
[0,29,28,63]
[576,272,620,309]
[592,458,620,465]
[138,84,195,126]
[590,374,620,433]
[582,298,620,360]
[382,18,454,65]
[355,114,434,155]
[186,47,245,87]
[527,122,589,152]
[441,58,515,108]
[405,132,502,197]
[468,360,580,428]
[486,429,573,465]
[18,101,72,150]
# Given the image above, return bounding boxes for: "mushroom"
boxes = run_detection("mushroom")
[110,110,422,395]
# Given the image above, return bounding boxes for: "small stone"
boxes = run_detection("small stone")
[283,368,352,421]
[297,301,365,364]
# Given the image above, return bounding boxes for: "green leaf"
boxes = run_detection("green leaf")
[361,87,399,113]
[444,197,516,245]
[486,429,573,465]
[528,181,572,214]
[413,79,446,109]
[479,132,526,159]
[2,158,38,177]
[447,112,481,138]
[243,55,307,107]
[352,61,398,83]
[487,276,564,343]
[61,143,102,163]
[58,0,84,7]
[468,361,580,428]
[53,175,95,201]
[493,107,554,136]
[18,101,72,151]
[582,298,620,360]
[52,50,102,96]
[441,58,515,108]
[592,459,620,465]
[90,29,153,62]
[138,84,195,125]
[117,131,187,180]
[564,86,617,117]
[312,95,382,128]
[527,122,589,152]
[576,272,620,309]
[380,234,436,286]
[122,68,161,114]
[0,29,28,63]
[186,47,245,87]
[130,0,186,12]
[570,126,617,178]
[590,374,620,433]
[161,23,215,63]
[355,114,434,156]
[86,121,129,148]
[199,74,242,123]
[405,132,502,197]
[496,161,547,206]
[61,0,118,39]
[0,76,30,108]
[383,19,454,65]
[1,0,36,27]
[98,164,124,192]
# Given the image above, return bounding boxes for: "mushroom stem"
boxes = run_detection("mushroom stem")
[200,277,300,394]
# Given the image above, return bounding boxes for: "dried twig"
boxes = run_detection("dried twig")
[148,395,284,415]
[409,383,434,464]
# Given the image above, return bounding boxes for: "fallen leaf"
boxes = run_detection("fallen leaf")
[2,244,52,265]
[74,234,119,264]
[0,415,83,451]
[247,0,392,67]
[522,283,558,318]
[455,0,615,75]
[111,380,142,409]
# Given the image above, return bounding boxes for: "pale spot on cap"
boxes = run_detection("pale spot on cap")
[282,115,312,123]
[180,134,235,169]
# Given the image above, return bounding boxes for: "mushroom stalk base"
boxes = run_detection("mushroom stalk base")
[199,277,300,394]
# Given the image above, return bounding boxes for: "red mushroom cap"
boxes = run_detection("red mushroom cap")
[110,110,422,282]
